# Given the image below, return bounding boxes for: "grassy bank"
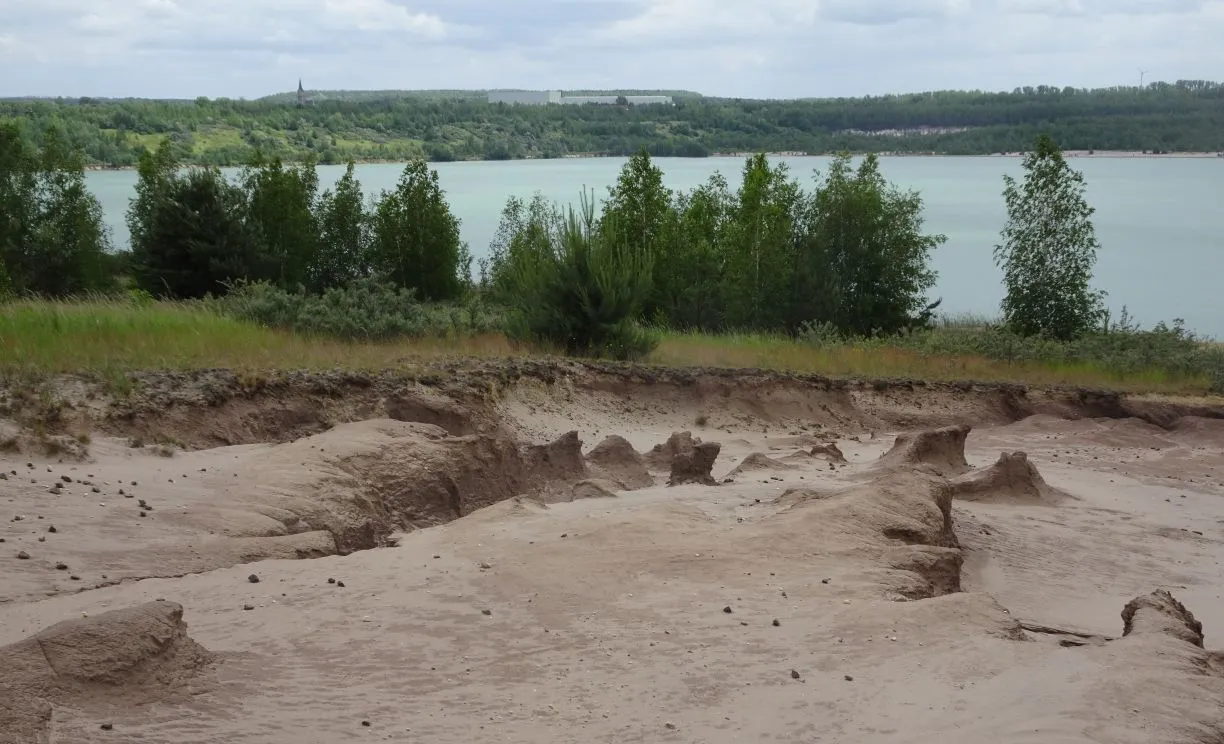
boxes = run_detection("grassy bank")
[2,298,1220,396]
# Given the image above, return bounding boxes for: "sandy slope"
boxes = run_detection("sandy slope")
[1,371,1222,743]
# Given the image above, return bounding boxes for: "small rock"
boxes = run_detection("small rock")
[243,604,254,611]
[70,575,80,581]
[361,721,371,727]
[248,574,260,583]
[560,533,568,538]
[100,723,113,731]
[664,722,677,730]
[821,578,830,584]
[92,486,101,493]
[37,537,45,542]
[481,609,493,616]
[48,525,57,533]
[17,551,30,559]
[723,606,733,614]
[56,562,68,570]
[11,515,22,522]
[120,489,127,496]
[844,674,854,682]
[336,581,345,588]
[790,669,801,680]
[139,511,146,517]
[772,619,780,627]
[479,562,492,570]
[328,578,336,584]
[60,475,71,483]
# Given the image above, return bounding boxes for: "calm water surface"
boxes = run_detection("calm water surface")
[85,156,1224,338]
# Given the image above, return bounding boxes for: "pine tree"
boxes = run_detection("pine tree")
[369,160,466,301]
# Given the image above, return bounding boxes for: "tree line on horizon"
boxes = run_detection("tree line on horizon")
[1,80,1222,168]
[3,115,1118,358]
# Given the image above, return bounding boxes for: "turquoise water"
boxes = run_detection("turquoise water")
[85,156,1224,338]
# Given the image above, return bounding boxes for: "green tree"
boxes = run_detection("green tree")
[313,161,370,289]
[0,124,113,296]
[241,153,321,290]
[995,134,1105,340]
[792,153,943,336]
[722,154,800,330]
[129,162,258,299]
[657,174,731,330]
[491,190,656,359]
[369,159,467,300]
[600,149,677,320]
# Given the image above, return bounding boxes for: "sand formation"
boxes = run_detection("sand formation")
[950,451,1071,505]
[877,423,972,475]
[584,435,654,489]
[0,601,212,743]
[2,367,1224,742]
[726,452,796,478]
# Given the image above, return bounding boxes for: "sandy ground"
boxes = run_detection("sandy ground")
[1,370,1223,743]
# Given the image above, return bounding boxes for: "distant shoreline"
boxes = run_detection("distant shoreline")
[82,149,1224,172]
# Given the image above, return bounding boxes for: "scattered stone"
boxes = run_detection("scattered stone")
[822,578,830,584]
[664,722,677,730]
[60,475,71,483]
[70,575,80,581]
[790,669,801,680]
[17,551,30,559]
[91,487,101,493]
[48,525,56,533]
[772,619,780,627]
[100,723,113,731]
[481,609,493,616]
[361,721,371,727]
[37,537,45,542]
[243,604,254,611]
[11,515,22,521]
[844,674,854,682]
[328,578,336,584]
[336,581,345,588]
[139,511,146,517]
[723,606,733,614]
[248,574,260,584]
[55,562,68,570]
[479,562,492,570]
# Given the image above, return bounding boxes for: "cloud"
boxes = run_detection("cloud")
[0,0,1220,98]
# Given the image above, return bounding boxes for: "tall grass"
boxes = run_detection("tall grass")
[0,297,516,376]
[1,298,1219,395]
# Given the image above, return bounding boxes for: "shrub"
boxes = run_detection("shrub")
[489,190,658,360]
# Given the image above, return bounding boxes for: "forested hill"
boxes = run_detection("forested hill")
[2,81,1222,167]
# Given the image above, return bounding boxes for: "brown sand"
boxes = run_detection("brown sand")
[1,366,1222,743]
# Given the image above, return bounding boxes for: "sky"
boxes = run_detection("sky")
[1,0,1221,99]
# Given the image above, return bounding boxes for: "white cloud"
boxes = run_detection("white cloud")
[0,0,1220,98]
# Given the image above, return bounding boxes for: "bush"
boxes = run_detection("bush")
[488,190,658,360]
[215,279,508,342]
[884,315,1224,389]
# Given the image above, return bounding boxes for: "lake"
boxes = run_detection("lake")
[84,156,1224,339]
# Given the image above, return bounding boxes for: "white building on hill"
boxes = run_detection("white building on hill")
[488,90,672,106]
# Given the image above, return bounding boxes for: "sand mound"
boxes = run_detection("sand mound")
[810,442,848,462]
[669,441,721,486]
[950,451,1070,505]
[877,424,971,475]
[570,479,621,501]
[762,470,961,600]
[726,452,795,477]
[0,601,212,742]
[227,420,588,551]
[1122,589,1205,647]
[584,435,653,489]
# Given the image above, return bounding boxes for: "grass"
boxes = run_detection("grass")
[1,298,1219,396]
[652,331,1215,394]
[0,298,518,377]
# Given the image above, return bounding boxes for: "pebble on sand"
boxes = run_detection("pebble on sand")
[248,574,261,584]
